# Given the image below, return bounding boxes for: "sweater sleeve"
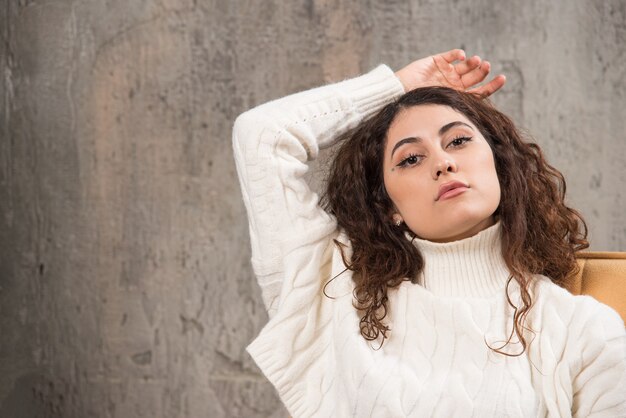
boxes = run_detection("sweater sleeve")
[571,301,626,417]
[232,65,405,318]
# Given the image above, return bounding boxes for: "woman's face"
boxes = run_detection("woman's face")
[383,104,501,242]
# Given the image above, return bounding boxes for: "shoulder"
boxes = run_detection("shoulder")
[532,274,625,339]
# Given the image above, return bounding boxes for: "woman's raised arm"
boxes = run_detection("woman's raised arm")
[232,64,404,317]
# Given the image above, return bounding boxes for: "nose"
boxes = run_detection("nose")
[432,157,458,180]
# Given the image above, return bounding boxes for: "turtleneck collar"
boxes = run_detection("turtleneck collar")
[406,220,512,298]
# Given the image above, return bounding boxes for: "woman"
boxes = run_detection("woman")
[232,50,626,417]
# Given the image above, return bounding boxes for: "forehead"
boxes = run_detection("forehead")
[386,104,474,146]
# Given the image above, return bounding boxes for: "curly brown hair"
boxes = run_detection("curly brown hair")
[322,86,588,355]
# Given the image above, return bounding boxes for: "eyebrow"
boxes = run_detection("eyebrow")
[389,121,474,160]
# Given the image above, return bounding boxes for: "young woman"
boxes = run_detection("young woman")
[232,50,626,417]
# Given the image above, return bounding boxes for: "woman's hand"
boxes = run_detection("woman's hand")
[394,49,506,98]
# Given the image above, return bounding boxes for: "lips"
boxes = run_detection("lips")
[436,181,469,201]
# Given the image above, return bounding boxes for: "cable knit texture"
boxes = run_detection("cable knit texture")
[232,65,626,417]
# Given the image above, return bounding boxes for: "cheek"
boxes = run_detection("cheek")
[474,149,501,199]
[384,171,430,211]
[383,174,405,208]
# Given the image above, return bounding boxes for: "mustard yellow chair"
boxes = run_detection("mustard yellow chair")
[569,252,626,325]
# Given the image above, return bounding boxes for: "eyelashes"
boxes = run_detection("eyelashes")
[397,153,423,168]
[449,136,472,148]
[396,136,473,169]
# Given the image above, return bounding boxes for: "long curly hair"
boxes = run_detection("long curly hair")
[322,86,588,355]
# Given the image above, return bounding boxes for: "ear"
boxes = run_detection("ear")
[392,213,403,226]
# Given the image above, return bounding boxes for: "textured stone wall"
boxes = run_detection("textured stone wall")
[0,0,624,417]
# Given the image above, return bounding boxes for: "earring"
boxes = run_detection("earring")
[395,219,403,226]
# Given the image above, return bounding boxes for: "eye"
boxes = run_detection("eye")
[448,135,472,148]
[397,153,423,168]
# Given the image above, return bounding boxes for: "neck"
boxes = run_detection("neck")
[408,221,511,298]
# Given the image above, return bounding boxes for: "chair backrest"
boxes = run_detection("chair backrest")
[567,252,626,325]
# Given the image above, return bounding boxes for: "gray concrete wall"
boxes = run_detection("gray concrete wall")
[0,0,624,417]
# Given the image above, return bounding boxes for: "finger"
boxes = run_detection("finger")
[433,54,454,74]
[454,55,482,75]
[461,60,492,88]
[468,75,507,98]
[438,48,466,63]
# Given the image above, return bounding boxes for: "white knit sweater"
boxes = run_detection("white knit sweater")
[232,65,626,417]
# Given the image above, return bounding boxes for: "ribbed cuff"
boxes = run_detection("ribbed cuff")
[335,64,406,119]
